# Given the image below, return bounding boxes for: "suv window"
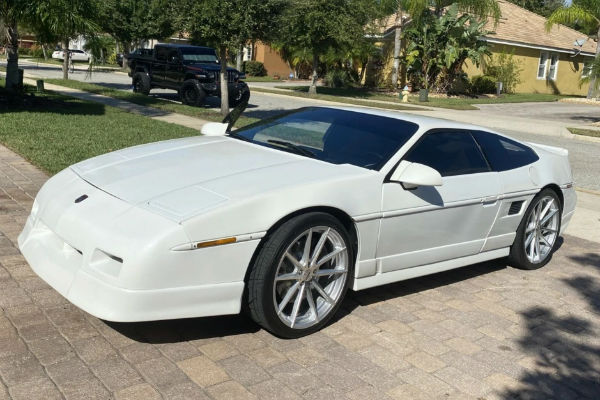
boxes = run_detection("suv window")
[471,131,539,171]
[404,130,490,177]
[155,46,167,61]
[167,50,180,63]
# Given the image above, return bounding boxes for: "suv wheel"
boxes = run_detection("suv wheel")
[132,72,150,95]
[229,85,250,107]
[180,80,206,107]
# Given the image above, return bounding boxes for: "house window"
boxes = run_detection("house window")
[538,51,559,80]
[537,52,549,79]
[548,53,559,80]
[582,61,592,78]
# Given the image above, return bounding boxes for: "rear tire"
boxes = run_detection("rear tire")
[132,72,151,95]
[180,79,206,107]
[247,212,353,338]
[509,188,562,270]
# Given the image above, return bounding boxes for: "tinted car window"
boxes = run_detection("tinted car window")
[233,108,419,170]
[404,130,490,177]
[155,46,167,61]
[471,131,539,171]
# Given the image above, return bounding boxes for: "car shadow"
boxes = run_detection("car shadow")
[0,89,106,116]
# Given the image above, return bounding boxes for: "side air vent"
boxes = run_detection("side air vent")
[508,201,524,215]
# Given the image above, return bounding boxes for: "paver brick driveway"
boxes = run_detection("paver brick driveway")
[0,145,599,400]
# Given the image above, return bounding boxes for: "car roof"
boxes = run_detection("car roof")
[313,106,494,133]
[155,43,214,50]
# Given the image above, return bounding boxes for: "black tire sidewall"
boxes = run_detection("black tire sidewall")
[133,72,150,95]
[509,189,562,270]
[249,213,354,338]
[180,80,205,107]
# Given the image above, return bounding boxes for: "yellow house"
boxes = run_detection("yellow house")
[377,0,596,95]
[464,0,596,96]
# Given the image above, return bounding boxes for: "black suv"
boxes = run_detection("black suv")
[127,44,249,107]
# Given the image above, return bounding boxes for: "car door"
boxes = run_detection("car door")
[377,129,501,273]
[165,49,184,87]
[151,46,168,85]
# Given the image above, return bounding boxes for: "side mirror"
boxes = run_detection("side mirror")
[201,122,228,136]
[390,161,442,189]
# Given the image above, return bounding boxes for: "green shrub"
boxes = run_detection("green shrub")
[324,69,354,88]
[30,45,44,58]
[471,75,496,94]
[107,53,117,65]
[485,52,522,93]
[18,47,31,56]
[245,61,266,76]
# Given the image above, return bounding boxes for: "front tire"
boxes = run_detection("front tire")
[132,72,151,95]
[180,79,206,107]
[247,213,353,338]
[509,189,562,270]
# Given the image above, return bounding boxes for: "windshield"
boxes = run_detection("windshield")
[231,108,419,170]
[181,47,219,64]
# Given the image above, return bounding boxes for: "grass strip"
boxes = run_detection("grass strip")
[568,127,600,138]
[0,79,201,174]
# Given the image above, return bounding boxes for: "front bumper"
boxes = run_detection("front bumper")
[18,168,258,322]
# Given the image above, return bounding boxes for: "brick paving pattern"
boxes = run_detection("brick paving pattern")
[0,144,599,400]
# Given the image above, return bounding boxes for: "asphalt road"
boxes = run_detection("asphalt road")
[8,60,600,192]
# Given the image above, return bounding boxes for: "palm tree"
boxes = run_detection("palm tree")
[0,1,32,90]
[546,0,600,98]
[388,0,501,89]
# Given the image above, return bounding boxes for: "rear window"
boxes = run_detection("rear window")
[471,131,539,171]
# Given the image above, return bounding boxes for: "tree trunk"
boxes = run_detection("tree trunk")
[4,20,20,91]
[219,45,230,116]
[390,12,402,89]
[41,44,47,60]
[308,52,318,96]
[62,38,69,80]
[236,43,243,71]
[587,27,600,99]
[121,42,130,72]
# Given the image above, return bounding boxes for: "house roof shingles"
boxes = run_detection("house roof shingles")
[379,1,596,55]
[486,0,596,55]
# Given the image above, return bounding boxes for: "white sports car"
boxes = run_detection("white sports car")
[51,49,90,62]
[19,107,576,337]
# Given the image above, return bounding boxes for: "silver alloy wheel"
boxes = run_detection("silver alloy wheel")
[273,226,348,329]
[524,195,560,264]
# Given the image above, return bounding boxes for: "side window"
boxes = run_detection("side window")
[404,130,490,177]
[167,50,180,63]
[155,47,167,61]
[471,131,539,171]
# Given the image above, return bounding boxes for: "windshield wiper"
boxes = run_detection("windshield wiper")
[267,140,315,158]
[227,132,252,142]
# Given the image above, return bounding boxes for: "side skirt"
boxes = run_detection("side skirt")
[352,248,509,291]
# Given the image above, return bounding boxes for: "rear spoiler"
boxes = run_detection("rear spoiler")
[527,142,568,157]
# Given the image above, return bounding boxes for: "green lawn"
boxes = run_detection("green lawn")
[251,86,427,111]
[568,127,600,138]
[0,79,201,174]
[274,86,571,110]
[45,79,259,127]
[244,76,282,82]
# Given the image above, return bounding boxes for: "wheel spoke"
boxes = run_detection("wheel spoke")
[278,282,300,313]
[525,232,535,248]
[540,209,558,226]
[539,198,554,220]
[276,272,301,281]
[540,234,552,248]
[310,228,330,265]
[534,236,541,261]
[528,232,536,259]
[289,283,305,328]
[285,252,303,270]
[315,268,347,277]
[542,227,557,234]
[301,229,313,264]
[312,281,334,304]
[316,247,346,267]
[306,287,319,323]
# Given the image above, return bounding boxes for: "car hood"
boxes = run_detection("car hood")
[70,136,366,221]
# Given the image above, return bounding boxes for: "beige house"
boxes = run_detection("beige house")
[377,0,596,95]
